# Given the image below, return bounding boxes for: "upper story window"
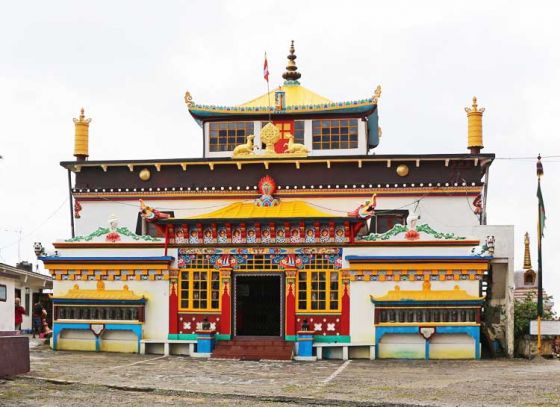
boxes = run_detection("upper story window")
[260,121,304,145]
[370,211,408,234]
[208,121,254,152]
[312,119,358,150]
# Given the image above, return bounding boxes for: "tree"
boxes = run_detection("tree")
[514,293,554,342]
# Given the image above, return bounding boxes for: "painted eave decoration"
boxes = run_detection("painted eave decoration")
[370,281,484,304]
[52,281,146,303]
[65,226,162,243]
[65,215,163,243]
[358,223,469,242]
[186,93,378,119]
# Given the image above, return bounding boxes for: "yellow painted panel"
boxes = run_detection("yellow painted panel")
[100,341,138,353]
[378,343,425,359]
[57,339,96,352]
[430,343,475,359]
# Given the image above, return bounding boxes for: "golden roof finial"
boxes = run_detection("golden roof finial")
[372,85,382,104]
[73,107,91,161]
[465,96,485,154]
[523,232,533,270]
[282,40,301,84]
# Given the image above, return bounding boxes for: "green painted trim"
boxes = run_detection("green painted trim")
[284,335,297,342]
[216,334,231,341]
[313,335,350,343]
[167,334,178,340]
[175,333,197,340]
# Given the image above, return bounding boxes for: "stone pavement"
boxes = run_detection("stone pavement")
[1,343,560,406]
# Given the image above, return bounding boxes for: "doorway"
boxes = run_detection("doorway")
[234,274,282,336]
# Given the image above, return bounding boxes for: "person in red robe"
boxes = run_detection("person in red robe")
[14,297,26,331]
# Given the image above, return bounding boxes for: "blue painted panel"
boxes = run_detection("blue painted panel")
[367,110,379,148]
[52,322,143,353]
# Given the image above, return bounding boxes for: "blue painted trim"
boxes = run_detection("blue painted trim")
[375,326,418,359]
[375,325,481,359]
[52,322,143,353]
[53,322,90,350]
[39,256,174,263]
[313,335,350,343]
[189,104,376,120]
[345,255,491,261]
[367,110,379,148]
[436,325,480,359]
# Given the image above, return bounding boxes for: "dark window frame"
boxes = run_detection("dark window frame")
[370,210,409,234]
[0,284,6,302]
[135,211,174,237]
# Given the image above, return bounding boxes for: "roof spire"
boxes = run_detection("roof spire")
[523,232,533,270]
[282,40,301,84]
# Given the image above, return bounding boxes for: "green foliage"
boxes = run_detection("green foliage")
[514,293,554,340]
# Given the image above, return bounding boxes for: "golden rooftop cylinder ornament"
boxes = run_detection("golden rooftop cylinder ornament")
[73,108,91,161]
[523,232,532,270]
[464,97,485,154]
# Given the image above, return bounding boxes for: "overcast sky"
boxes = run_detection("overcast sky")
[0,0,559,311]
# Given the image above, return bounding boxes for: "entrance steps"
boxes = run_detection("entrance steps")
[211,337,293,361]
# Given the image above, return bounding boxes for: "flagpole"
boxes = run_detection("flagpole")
[264,52,272,124]
[536,154,544,355]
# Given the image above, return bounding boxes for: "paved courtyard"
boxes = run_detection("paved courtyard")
[1,341,560,406]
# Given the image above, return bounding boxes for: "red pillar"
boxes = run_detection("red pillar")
[340,281,350,336]
[220,270,232,338]
[285,269,296,338]
[169,279,178,335]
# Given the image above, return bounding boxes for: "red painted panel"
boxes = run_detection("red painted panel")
[340,282,350,335]
[169,281,178,334]
[296,314,343,336]
[221,282,231,335]
[285,282,296,336]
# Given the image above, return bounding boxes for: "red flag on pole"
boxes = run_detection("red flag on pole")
[263,52,269,82]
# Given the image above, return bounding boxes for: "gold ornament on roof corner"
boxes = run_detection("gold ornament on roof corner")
[139,168,151,181]
[372,85,382,104]
[184,91,194,108]
[396,164,409,177]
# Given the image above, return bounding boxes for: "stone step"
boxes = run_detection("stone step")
[211,338,293,361]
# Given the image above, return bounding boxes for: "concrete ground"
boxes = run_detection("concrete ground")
[1,341,559,407]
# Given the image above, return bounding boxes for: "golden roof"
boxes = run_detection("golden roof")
[54,281,144,301]
[186,200,339,220]
[240,84,332,108]
[371,281,484,302]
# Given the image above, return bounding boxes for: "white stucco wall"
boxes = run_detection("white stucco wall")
[73,193,480,239]
[0,276,15,331]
